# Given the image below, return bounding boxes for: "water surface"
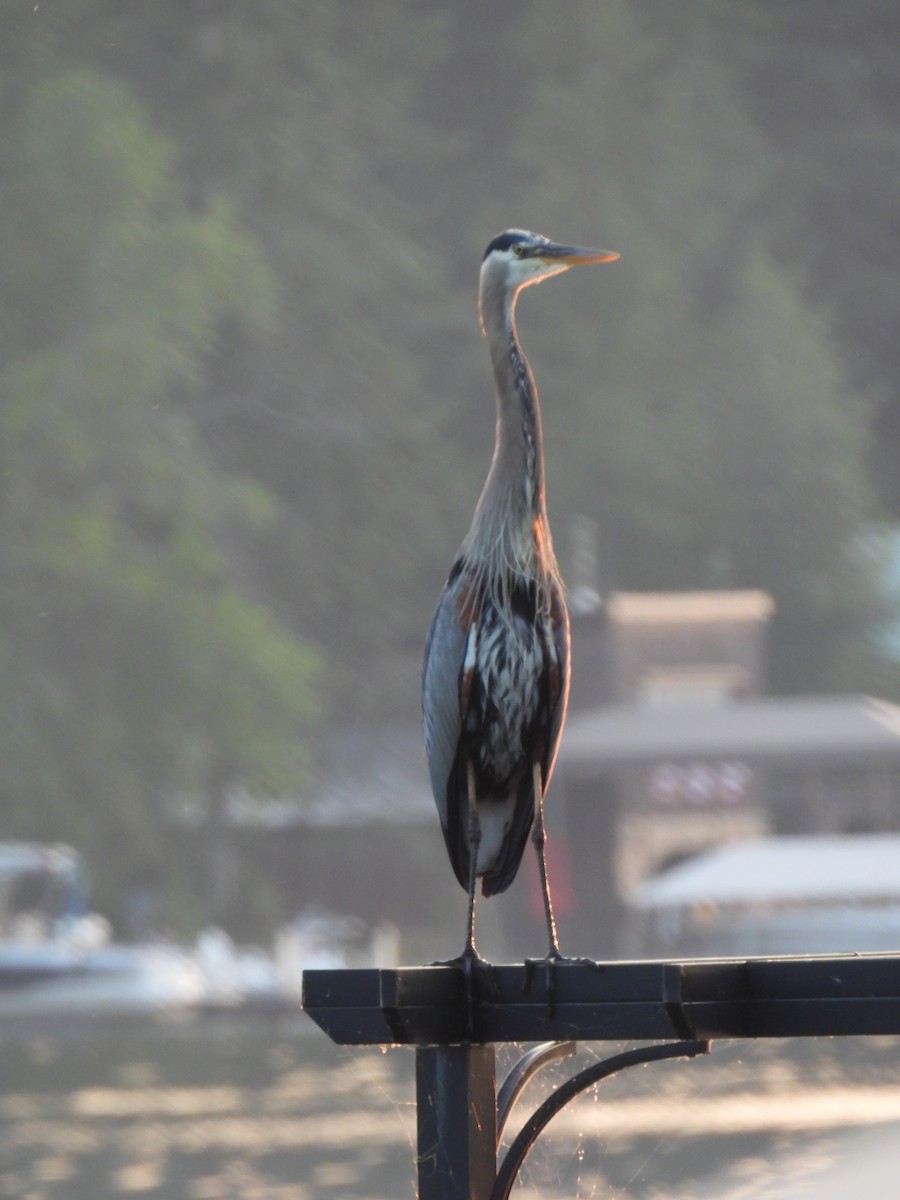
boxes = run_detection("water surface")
[3,1016,900,1198]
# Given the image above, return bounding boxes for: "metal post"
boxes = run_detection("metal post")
[416,1044,497,1200]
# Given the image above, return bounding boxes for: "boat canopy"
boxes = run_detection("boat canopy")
[629,833,900,911]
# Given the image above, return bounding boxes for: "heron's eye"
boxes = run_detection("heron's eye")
[513,244,527,258]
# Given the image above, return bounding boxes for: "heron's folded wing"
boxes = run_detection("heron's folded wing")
[422,587,467,830]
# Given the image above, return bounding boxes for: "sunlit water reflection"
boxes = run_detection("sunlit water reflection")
[2,1017,900,1198]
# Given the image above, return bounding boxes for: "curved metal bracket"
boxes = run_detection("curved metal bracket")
[496,1040,576,1140]
[491,1039,711,1200]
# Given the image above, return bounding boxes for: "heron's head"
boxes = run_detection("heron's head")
[479,229,619,319]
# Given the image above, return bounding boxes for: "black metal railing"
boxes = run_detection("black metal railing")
[302,954,900,1198]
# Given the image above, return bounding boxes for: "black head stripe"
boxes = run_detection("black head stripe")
[482,230,531,260]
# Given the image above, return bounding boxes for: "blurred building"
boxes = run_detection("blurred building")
[552,590,900,957]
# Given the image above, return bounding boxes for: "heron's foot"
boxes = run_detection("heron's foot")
[557,953,604,969]
[428,947,491,971]
[522,949,561,1018]
[429,948,499,1041]
[522,948,601,1018]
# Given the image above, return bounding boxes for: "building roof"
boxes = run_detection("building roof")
[629,833,900,910]
[607,590,774,626]
[559,694,900,773]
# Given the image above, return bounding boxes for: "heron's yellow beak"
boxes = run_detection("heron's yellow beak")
[539,243,620,266]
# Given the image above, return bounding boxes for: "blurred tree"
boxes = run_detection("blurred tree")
[73,0,463,715]
[650,1,900,513]
[0,68,317,928]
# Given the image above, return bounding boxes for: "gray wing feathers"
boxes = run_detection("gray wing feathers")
[422,588,466,831]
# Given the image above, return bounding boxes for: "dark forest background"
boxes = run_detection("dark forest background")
[3,0,899,933]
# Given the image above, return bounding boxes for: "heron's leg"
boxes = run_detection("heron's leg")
[529,762,562,1019]
[532,761,561,959]
[458,760,484,1039]
[463,759,481,961]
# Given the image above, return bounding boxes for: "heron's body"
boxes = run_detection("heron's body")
[422,229,618,961]
[424,561,568,894]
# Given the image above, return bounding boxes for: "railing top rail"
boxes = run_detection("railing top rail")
[302,954,900,1045]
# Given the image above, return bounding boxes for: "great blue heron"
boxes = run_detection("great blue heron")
[422,229,619,968]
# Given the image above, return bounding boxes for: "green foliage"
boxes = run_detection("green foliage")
[680,0,900,512]
[0,65,316,928]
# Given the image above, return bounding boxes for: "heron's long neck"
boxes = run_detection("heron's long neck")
[462,288,558,595]
[489,306,547,519]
